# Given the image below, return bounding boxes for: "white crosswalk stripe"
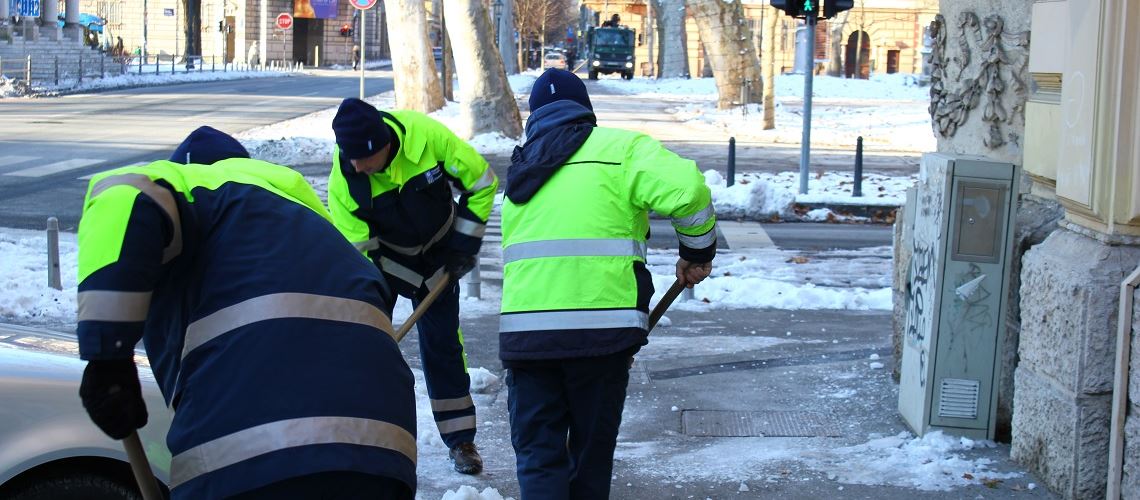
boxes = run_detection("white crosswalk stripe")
[476,208,504,282]
[77,162,152,180]
[0,155,38,170]
[6,158,104,177]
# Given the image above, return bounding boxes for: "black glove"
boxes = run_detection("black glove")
[79,359,148,440]
[445,252,477,281]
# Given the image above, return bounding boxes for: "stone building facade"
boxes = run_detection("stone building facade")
[73,0,388,66]
[578,0,937,78]
[894,0,1140,497]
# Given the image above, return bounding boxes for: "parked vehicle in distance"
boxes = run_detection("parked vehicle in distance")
[0,325,173,500]
[543,52,567,70]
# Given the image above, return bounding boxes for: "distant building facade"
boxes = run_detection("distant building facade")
[579,0,938,78]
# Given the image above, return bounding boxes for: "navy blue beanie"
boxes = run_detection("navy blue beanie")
[332,98,392,159]
[529,69,592,112]
[169,126,250,165]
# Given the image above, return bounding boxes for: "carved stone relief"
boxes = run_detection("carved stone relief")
[928,11,1031,148]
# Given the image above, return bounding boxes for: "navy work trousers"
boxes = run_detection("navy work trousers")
[231,471,412,499]
[506,352,632,500]
[404,281,476,448]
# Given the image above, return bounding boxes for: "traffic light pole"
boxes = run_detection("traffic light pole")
[798,14,816,195]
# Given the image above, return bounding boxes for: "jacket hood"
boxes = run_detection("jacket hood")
[507,100,596,204]
[169,126,250,165]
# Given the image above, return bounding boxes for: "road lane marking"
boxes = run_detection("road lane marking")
[0,155,38,170]
[717,221,774,250]
[77,162,152,181]
[6,158,104,177]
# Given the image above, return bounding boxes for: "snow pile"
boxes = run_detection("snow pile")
[704,170,916,219]
[820,431,1022,491]
[468,367,501,394]
[238,92,521,167]
[440,486,514,500]
[29,67,289,96]
[508,71,542,96]
[0,229,78,324]
[0,75,30,98]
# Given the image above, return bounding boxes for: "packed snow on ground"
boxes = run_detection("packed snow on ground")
[239,91,520,168]
[437,486,514,500]
[702,169,916,220]
[617,431,1021,492]
[600,73,934,152]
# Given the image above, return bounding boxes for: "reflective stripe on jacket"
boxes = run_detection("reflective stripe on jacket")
[500,126,716,361]
[327,110,497,298]
[76,159,416,498]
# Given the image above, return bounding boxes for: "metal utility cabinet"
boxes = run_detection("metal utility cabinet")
[898,153,1020,440]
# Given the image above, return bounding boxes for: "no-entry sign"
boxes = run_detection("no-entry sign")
[276,13,293,30]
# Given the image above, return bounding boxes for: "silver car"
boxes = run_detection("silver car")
[0,323,173,499]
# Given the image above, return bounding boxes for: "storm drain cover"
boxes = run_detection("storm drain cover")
[681,410,841,437]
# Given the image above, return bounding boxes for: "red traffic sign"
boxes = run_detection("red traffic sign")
[350,0,377,10]
[275,13,293,30]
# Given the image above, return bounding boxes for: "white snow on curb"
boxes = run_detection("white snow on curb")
[703,170,916,220]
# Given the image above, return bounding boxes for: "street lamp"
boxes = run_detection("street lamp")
[492,0,501,44]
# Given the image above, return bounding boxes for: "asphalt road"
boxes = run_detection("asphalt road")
[0,71,393,230]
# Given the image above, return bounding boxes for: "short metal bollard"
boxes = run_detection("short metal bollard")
[54,56,59,85]
[78,55,83,83]
[464,257,482,300]
[853,136,864,197]
[682,286,695,302]
[25,55,31,84]
[727,137,736,187]
[46,217,61,291]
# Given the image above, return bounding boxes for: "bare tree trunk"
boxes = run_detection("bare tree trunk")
[656,0,688,78]
[499,0,518,74]
[388,0,444,112]
[687,0,762,109]
[444,0,523,138]
[827,11,848,77]
[762,5,777,130]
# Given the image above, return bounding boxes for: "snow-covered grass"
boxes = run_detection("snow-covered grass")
[600,73,934,152]
[704,169,915,220]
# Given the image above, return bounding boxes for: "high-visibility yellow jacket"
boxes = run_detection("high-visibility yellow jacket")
[77,159,416,497]
[327,109,498,298]
[500,101,716,361]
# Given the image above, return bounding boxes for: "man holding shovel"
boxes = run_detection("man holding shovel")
[500,69,717,499]
[76,126,417,498]
[327,98,497,474]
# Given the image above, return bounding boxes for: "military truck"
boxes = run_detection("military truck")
[586,26,635,80]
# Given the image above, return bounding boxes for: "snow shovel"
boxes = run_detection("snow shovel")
[123,431,163,500]
[648,279,686,333]
[394,272,452,342]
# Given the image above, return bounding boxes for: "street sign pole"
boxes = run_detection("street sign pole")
[359,8,365,99]
[798,12,816,195]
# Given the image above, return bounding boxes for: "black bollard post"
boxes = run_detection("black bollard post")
[727,137,736,187]
[853,136,864,197]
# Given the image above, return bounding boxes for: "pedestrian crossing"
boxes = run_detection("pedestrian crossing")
[0,154,152,180]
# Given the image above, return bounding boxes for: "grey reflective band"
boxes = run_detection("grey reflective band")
[380,257,425,287]
[353,238,380,252]
[453,217,486,238]
[503,239,647,265]
[77,290,153,322]
[169,416,416,488]
[91,173,184,263]
[468,168,497,193]
[430,395,475,412]
[677,229,717,249]
[425,204,455,250]
[183,293,394,358]
[424,267,448,291]
[436,415,477,434]
[499,309,648,333]
[671,203,715,229]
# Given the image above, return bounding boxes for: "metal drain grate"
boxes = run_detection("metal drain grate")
[681,410,841,437]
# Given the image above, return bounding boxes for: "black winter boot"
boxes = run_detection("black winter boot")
[449,442,483,475]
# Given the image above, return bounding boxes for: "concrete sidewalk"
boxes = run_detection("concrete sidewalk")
[402,306,1056,499]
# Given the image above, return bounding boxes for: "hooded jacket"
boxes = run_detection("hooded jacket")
[499,100,717,362]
